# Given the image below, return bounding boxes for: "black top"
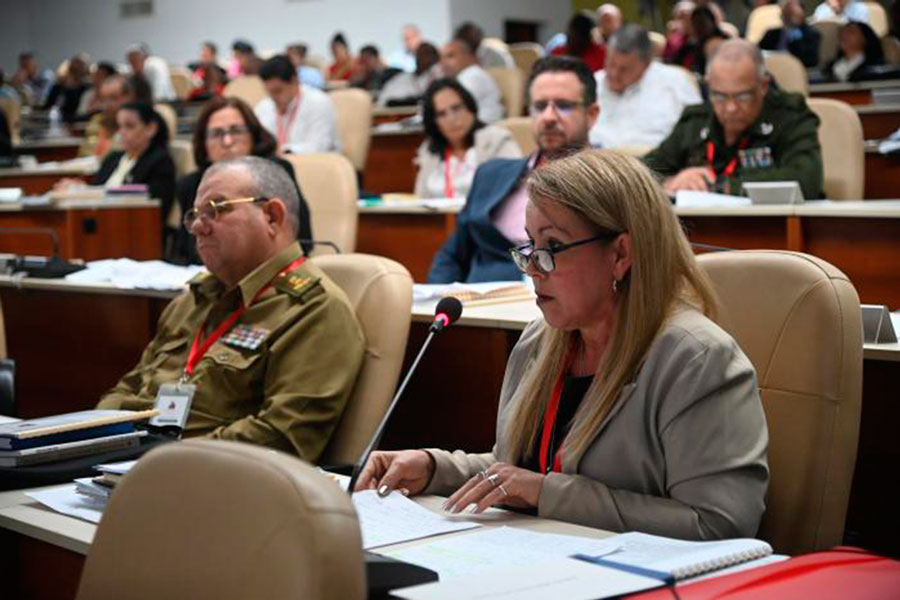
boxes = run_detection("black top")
[758,25,821,68]
[0,110,11,158]
[42,82,90,122]
[521,374,594,474]
[169,157,314,265]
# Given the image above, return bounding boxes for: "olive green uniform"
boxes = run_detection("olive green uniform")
[643,87,823,199]
[98,242,365,462]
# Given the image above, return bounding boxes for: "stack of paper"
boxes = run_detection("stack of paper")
[64,259,206,290]
[413,281,533,306]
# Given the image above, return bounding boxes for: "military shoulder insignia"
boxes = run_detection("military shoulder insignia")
[759,122,774,136]
[699,126,709,140]
[273,271,320,297]
[222,325,270,350]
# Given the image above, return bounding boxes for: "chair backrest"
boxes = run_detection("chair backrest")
[169,66,193,100]
[697,250,862,555]
[807,97,864,200]
[313,254,413,465]
[745,4,783,43]
[720,21,741,39]
[865,1,889,37]
[648,31,667,59]
[75,440,365,600]
[223,75,268,108]
[763,51,809,96]
[813,19,842,67]
[882,35,900,65]
[496,116,536,155]
[283,152,358,254]
[306,55,328,73]
[0,97,21,145]
[168,138,197,179]
[327,88,373,172]
[153,102,177,140]
[509,42,545,76]
[487,67,524,118]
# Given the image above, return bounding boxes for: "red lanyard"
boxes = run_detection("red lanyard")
[183,257,305,379]
[276,95,301,148]
[443,148,455,198]
[705,139,748,179]
[538,346,577,474]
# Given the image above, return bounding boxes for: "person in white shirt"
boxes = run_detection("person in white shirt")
[254,55,339,155]
[590,24,701,150]
[388,24,423,73]
[454,22,516,69]
[812,0,870,23]
[126,43,175,102]
[441,38,505,123]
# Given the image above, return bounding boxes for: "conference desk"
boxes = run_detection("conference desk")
[372,105,419,125]
[0,198,162,261]
[363,127,423,194]
[809,79,900,105]
[856,103,900,139]
[0,480,611,600]
[864,147,900,199]
[0,164,92,195]
[13,137,82,163]
[358,201,900,309]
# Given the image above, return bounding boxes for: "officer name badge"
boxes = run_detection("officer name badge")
[222,325,270,350]
[739,146,774,169]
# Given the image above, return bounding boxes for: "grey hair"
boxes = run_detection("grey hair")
[705,39,767,81]
[609,24,653,61]
[205,156,301,236]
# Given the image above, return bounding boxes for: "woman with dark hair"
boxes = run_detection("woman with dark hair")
[415,78,521,198]
[328,33,355,81]
[826,21,885,82]
[55,101,175,216]
[674,6,729,74]
[169,96,313,264]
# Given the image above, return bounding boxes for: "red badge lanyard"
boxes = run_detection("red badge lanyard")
[705,139,748,179]
[443,148,455,198]
[276,95,301,148]
[538,346,576,474]
[183,257,305,379]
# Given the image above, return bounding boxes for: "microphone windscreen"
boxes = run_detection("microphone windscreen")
[434,296,463,326]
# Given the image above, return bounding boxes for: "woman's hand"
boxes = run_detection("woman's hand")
[353,450,435,497]
[52,177,85,191]
[443,462,544,514]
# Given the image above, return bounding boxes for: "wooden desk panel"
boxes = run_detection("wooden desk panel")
[0,528,83,600]
[356,212,456,282]
[362,131,422,194]
[0,172,75,195]
[859,109,900,140]
[810,89,873,105]
[864,152,900,199]
[15,140,81,163]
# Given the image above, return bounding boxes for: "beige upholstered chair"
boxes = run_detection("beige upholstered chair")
[509,42,544,76]
[882,36,900,65]
[745,4,783,43]
[698,250,862,555]
[487,67,523,118]
[813,19,842,67]
[153,102,178,140]
[223,75,268,108]
[168,138,197,179]
[648,31,667,59]
[807,97,864,200]
[763,51,809,96]
[496,116,536,155]
[75,440,365,600]
[720,21,741,39]
[328,88,373,172]
[169,66,193,100]
[283,152,358,254]
[865,1,889,37]
[0,97,21,145]
[313,254,413,465]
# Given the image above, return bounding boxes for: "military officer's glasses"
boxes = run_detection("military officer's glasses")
[184,196,269,229]
[708,89,756,106]
[510,230,623,274]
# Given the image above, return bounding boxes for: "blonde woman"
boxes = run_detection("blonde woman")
[357,149,768,540]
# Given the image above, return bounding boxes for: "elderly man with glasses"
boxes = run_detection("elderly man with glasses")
[428,56,599,283]
[98,156,365,462]
[644,39,823,199]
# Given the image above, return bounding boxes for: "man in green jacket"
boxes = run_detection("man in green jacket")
[644,39,823,199]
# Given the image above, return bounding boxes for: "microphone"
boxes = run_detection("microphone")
[429,296,463,333]
[345,297,464,494]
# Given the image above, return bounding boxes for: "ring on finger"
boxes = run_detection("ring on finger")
[476,470,487,480]
[498,484,509,497]
[487,473,500,487]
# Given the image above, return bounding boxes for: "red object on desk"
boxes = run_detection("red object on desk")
[628,548,900,600]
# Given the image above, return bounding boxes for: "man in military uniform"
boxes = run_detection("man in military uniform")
[98,156,365,462]
[644,40,823,199]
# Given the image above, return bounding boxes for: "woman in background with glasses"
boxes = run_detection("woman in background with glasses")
[357,149,769,541]
[415,78,521,199]
[170,96,312,264]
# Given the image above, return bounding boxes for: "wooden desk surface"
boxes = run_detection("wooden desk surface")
[13,137,83,163]
[809,79,900,105]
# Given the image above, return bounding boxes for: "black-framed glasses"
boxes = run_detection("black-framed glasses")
[184,196,268,229]
[509,231,623,274]
[528,99,584,117]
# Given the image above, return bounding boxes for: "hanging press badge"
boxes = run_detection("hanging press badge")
[149,383,196,434]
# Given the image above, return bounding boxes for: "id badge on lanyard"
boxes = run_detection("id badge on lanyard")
[150,383,196,431]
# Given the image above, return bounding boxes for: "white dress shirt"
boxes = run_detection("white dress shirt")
[812,0,870,23]
[456,64,505,124]
[142,56,175,101]
[589,61,702,150]
[254,84,340,154]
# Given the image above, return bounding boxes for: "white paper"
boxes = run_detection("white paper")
[412,281,529,303]
[94,459,138,475]
[352,490,479,549]
[392,557,663,600]
[0,187,23,203]
[27,485,106,524]
[64,258,206,290]
[379,526,619,580]
[675,190,752,207]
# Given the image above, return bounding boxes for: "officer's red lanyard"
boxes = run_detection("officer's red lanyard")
[276,95,301,148]
[538,346,577,474]
[183,257,305,379]
[443,148,456,198]
[705,138,748,179]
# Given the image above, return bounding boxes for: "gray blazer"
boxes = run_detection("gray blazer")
[413,125,522,198]
[425,307,769,540]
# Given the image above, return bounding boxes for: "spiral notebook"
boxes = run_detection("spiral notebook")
[575,531,773,581]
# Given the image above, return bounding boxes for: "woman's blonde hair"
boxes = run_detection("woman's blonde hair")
[503,149,718,464]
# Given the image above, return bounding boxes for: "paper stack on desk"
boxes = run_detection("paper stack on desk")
[64,259,206,290]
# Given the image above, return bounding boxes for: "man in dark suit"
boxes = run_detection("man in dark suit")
[428,57,599,283]
[758,0,822,68]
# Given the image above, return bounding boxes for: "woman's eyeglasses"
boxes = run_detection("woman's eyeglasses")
[183,197,268,229]
[205,125,251,142]
[509,231,622,274]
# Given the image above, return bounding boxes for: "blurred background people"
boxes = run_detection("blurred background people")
[377,41,442,107]
[552,12,607,72]
[11,51,55,106]
[350,45,401,92]
[825,20,885,81]
[328,33,355,81]
[126,43,175,101]
[286,43,326,90]
[42,54,90,122]
[758,0,822,68]
[441,37,505,123]
[388,24,423,72]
